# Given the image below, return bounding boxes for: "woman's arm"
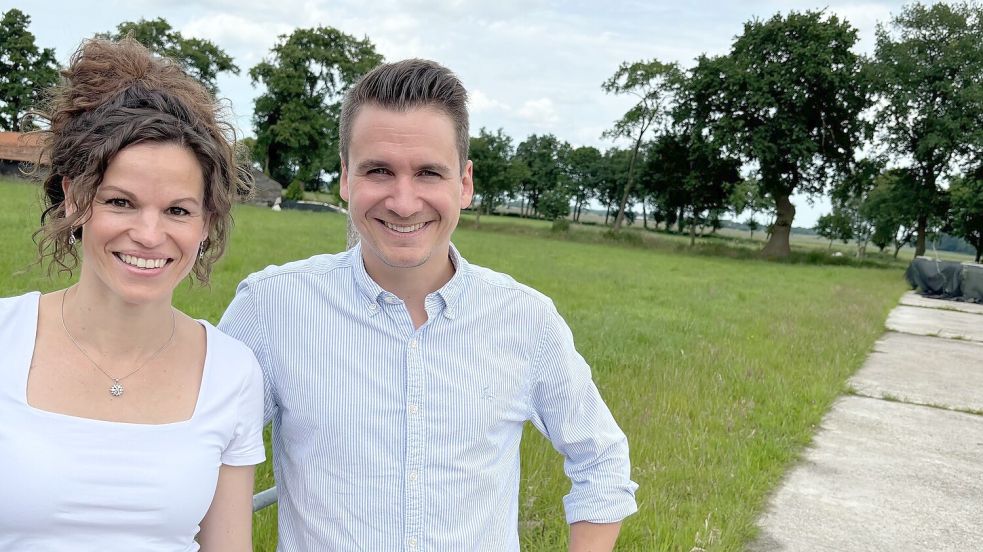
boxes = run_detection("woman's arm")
[198,464,256,552]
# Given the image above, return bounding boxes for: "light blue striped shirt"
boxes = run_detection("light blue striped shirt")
[219,244,638,551]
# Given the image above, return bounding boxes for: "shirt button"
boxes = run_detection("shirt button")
[409,470,418,481]
[408,403,419,415]
[409,339,418,349]
[408,537,417,549]
[368,304,378,312]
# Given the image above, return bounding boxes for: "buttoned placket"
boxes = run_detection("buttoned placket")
[405,328,424,550]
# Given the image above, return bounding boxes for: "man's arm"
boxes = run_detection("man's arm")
[569,521,622,552]
[527,307,639,543]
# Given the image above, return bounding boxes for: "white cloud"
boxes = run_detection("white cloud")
[469,89,509,114]
[517,98,559,127]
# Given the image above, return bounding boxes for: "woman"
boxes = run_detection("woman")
[0,38,263,551]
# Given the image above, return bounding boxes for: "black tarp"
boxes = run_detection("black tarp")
[906,257,983,303]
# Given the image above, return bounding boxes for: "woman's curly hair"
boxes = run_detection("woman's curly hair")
[33,37,251,284]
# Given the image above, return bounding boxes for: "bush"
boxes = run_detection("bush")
[284,179,305,201]
[551,218,570,232]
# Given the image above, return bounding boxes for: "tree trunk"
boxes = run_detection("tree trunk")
[642,201,648,230]
[612,132,645,231]
[914,215,927,257]
[474,202,483,228]
[689,214,697,246]
[761,194,795,258]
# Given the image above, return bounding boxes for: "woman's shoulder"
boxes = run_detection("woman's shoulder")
[201,320,260,361]
[0,291,41,320]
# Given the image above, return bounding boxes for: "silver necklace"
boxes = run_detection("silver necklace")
[60,288,176,398]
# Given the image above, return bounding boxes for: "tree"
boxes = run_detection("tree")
[815,210,855,250]
[0,9,58,131]
[251,27,382,188]
[873,2,983,257]
[949,170,983,262]
[566,146,603,222]
[597,148,632,225]
[729,178,773,238]
[639,132,740,244]
[601,59,682,231]
[861,169,927,258]
[101,18,238,94]
[514,134,570,217]
[469,128,516,227]
[688,11,871,257]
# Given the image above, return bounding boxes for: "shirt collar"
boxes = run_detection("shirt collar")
[349,242,468,313]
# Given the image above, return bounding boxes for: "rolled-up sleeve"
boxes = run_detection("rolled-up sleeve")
[527,308,639,524]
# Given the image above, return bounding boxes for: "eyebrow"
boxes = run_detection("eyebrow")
[98,185,202,206]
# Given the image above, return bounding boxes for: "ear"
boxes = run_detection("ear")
[61,176,75,217]
[339,157,351,202]
[460,159,474,209]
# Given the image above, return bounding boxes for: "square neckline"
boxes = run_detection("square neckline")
[19,291,213,427]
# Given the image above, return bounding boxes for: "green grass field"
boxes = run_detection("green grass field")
[1,178,908,550]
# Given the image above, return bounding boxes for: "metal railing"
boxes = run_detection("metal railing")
[252,486,278,512]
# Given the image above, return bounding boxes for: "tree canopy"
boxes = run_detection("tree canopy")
[0,8,58,131]
[873,1,983,256]
[100,18,238,94]
[601,59,682,231]
[250,26,382,188]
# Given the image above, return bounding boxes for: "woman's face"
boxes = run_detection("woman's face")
[74,142,208,306]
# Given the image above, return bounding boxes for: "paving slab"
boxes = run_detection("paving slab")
[751,396,983,552]
[849,332,983,412]
[899,291,983,315]
[886,305,983,342]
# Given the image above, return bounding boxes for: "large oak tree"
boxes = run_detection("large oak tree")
[250,27,381,188]
[687,11,871,257]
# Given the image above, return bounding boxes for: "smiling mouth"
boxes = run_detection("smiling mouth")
[115,253,171,269]
[382,221,428,233]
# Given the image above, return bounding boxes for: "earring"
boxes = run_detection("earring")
[198,241,206,259]
[68,229,76,246]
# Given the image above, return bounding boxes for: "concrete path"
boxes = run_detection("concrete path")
[751,291,983,552]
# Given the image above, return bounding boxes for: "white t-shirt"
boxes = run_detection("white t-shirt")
[0,292,266,552]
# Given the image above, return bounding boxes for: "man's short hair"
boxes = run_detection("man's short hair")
[339,59,469,174]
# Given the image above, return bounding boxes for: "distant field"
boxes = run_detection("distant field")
[2,179,908,551]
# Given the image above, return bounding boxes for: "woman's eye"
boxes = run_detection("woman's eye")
[167,207,191,216]
[106,198,130,208]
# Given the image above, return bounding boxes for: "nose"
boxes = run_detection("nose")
[385,175,423,218]
[129,210,166,247]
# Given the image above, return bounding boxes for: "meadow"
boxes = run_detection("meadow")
[0,178,908,551]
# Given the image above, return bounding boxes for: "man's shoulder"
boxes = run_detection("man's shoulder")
[242,250,355,288]
[461,261,555,312]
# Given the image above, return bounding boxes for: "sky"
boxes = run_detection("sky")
[16,0,932,226]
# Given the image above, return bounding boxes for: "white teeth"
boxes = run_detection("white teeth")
[119,254,167,269]
[383,221,426,233]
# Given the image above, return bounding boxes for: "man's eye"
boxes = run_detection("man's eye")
[368,168,392,176]
[419,170,441,178]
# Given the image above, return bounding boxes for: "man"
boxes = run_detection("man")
[220,59,638,551]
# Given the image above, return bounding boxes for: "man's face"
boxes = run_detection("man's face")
[341,104,473,283]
